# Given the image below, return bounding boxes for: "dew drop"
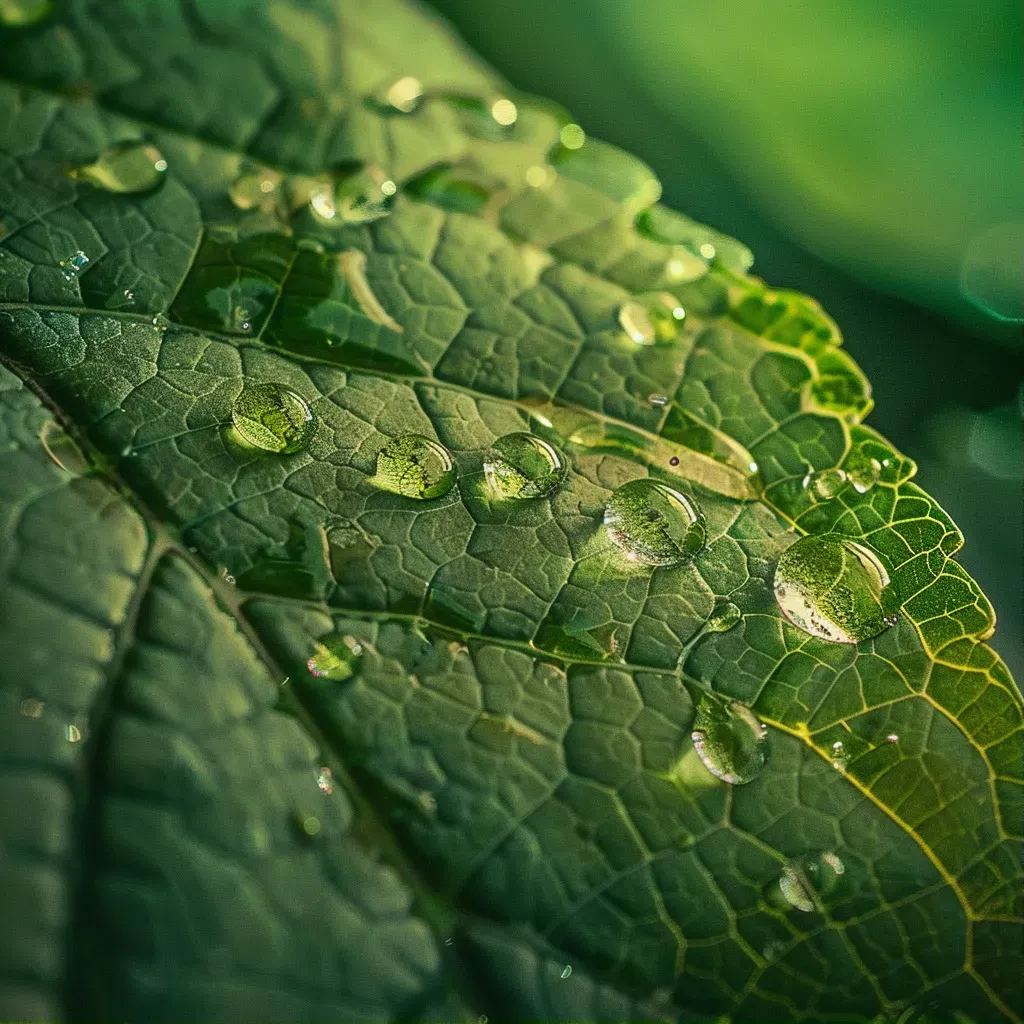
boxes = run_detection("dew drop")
[230,382,315,454]
[618,301,655,345]
[228,169,283,210]
[691,694,767,785]
[292,809,322,838]
[490,97,518,126]
[559,123,585,150]
[309,165,396,225]
[618,292,684,345]
[66,724,82,742]
[779,863,816,913]
[316,766,334,794]
[0,0,52,28]
[59,250,89,281]
[604,478,705,566]
[844,450,881,493]
[706,600,741,633]
[306,633,363,682]
[376,434,456,500]
[803,467,847,500]
[773,535,898,644]
[779,852,845,912]
[665,245,709,284]
[374,75,423,114]
[886,733,899,743]
[483,432,568,500]
[69,140,167,194]
[560,965,572,979]
[648,393,669,407]
[831,739,850,772]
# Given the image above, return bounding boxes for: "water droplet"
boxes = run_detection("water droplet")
[0,0,52,27]
[560,965,572,979]
[559,123,585,149]
[19,698,44,718]
[664,245,710,284]
[373,76,423,114]
[844,450,881,493]
[779,852,845,912]
[69,140,167,194]
[618,302,655,345]
[316,767,334,794]
[228,169,283,210]
[375,434,456,500]
[618,292,684,345]
[483,432,568,500]
[779,863,816,913]
[219,567,236,585]
[491,97,518,126]
[648,393,669,407]
[706,600,741,633]
[39,420,89,475]
[525,164,555,188]
[831,739,850,772]
[444,937,454,946]
[886,733,899,743]
[774,535,898,644]
[66,724,82,742]
[292,809,321,838]
[230,382,315,454]
[59,250,89,281]
[803,467,847,500]
[604,478,706,566]
[309,165,396,225]
[699,243,717,261]
[306,633,363,682]
[404,163,492,215]
[691,694,767,785]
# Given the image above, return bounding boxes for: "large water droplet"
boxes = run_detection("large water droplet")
[691,693,767,785]
[309,165,396,225]
[483,432,568,499]
[803,468,847,500]
[773,535,898,644]
[0,0,51,27]
[604,478,705,566]
[59,250,89,281]
[306,632,363,681]
[843,450,881,494]
[376,434,456,499]
[230,382,315,454]
[69,141,167,194]
[706,600,741,633]
[404,163,492,215]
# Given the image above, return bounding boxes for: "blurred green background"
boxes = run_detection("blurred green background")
[424,0,1024,680]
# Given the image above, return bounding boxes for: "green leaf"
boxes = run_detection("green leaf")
[0,2,1020,1022]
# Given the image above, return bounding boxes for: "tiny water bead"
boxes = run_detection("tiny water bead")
[230,383,315,454]
[309,165,396,225]
[844,449,881,493]
[69,141,167,194]
[773,535,898,644]
[0,0,51,27]
[691,694,768,785]
[803,468,847,501]
[59,250,89,281]
[779,853,845,913]
[706,600,742,633]
[604,479,705,566]
[618,292,685,345]
[376,434,456,500]
[483,432,568,500]
[831,740,850,772]
[306,633,363,681]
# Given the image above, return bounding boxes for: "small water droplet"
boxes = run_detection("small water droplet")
[292,809,321,838]
[228,169,283,210]
[59,250,89,280]
[0,0,52,28]
[483,432,568,500]
[618,292,684,345]
[525,164,555,188]
[66,724,82,742]
[375,434,456,500]
[604,478,706,566]
[560,965,572,979]
[706,600,741,633]
[309,165,396,225]
[230,382,315,454]
[219,567,236,585]
[19,698,44,718]
[618,301,655,345]
[559,123,585,149]
[831,739,849,772]
[774,535,898,644]
[664,245,709,283]
[691,694,768,785]
[648,393,669,407]
[699,243,717,261]
[69,140,167,194]
[779,852,845,912]
[844,450,881,493]
[306,633,364,682]
[316,767,334,794]
[374,75,423,114]
[803,467,847,500]
[779,863,816,913]
[886,733,899,743]
[490,97,518,126]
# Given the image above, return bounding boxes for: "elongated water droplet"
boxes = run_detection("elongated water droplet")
[229,169,283,210]
[604,478,705,566]
[831,739,849,772]
[372,75,424,114]
[309,165,396,225]
[404,163,492,215]
[619,301,655,345]
[691,694,767,785]
[648,393,669,407]
[59,250,89,281]
[0,0,52,27]
[779,852,845,912]
[306,633,363,681]
[707,600,741,633]
[483,432,568,499]
[618,292,684,345]
[376,434,456,499]
[560,965,572,980]
[779,863,816,913]
[774,535,898,643]
[231,382,315,454]
[69,141,167,194]
[844,450,881,493]
[803,467,847,500]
